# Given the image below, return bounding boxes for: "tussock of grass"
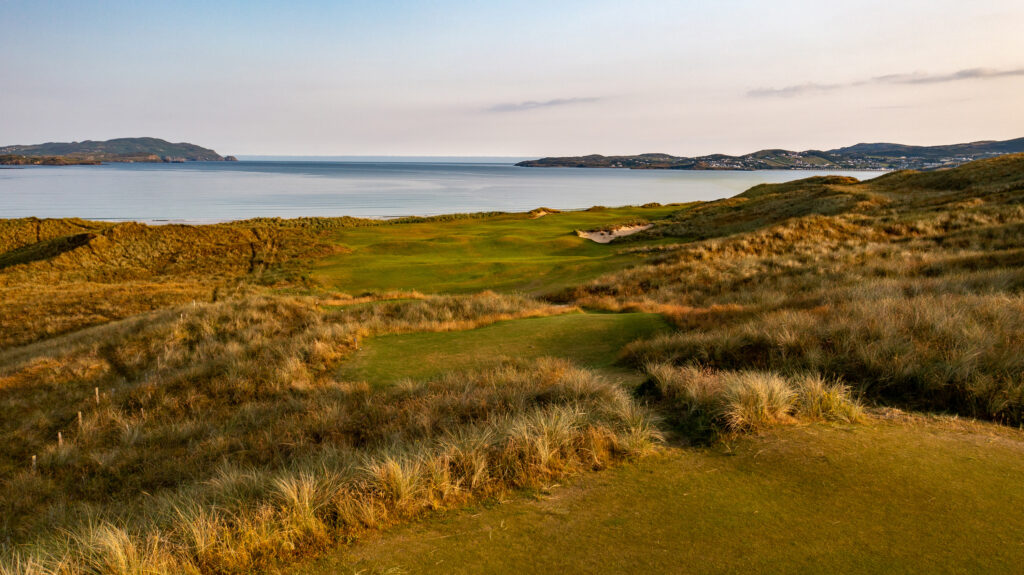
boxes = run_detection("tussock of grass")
[1,292,561,539]
[719,371,796,431]
[643,363,861,437]
[792,373,864,423]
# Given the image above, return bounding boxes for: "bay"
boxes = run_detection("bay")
[0,160,887,223]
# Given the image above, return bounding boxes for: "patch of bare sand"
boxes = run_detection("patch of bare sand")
[576,224,652,243]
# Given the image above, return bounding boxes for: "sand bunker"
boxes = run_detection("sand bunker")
[576,224,652,244]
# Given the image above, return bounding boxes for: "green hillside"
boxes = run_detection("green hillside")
[0,137,232,162]
[516,136,1024,170]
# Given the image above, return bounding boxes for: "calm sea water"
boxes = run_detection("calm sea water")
[0,161,887,223]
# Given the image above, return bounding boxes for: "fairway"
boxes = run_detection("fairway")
[338,311,670,385]
[299,417,1024,575]
[311,205,684,294]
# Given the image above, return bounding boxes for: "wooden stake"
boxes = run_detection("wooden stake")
[95,387,100,405]
[78,411,83,428]
[57,431,63,447]
[31,455,37,472]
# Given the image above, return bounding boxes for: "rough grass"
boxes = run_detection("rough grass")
[0,219,334,283]
[1,358,660,574]
[578,155,1024,425]
[641,364,861,438]
[626,292,1024,424]
[0,281,217,349]
[0,292,662,574]
[303,417,1024,575]
[0,218,336,350]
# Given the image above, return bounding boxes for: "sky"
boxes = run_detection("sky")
[2,0,1023,156]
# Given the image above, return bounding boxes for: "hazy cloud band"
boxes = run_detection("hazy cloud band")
[749,67,1024,97]
[486,97,602,113]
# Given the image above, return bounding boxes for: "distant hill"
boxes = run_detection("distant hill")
[0,137,236,163]
[517,137,1024,171]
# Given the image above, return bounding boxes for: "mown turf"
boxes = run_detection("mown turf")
[337,312,670,385]
[311,206,683,294]
[299,416,1024,575]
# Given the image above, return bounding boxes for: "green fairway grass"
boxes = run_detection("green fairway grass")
[311,205,684,294]
[338,311,670,385]
[298,416,1024,575]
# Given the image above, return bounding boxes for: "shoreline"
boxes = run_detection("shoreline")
[0,205,676,227]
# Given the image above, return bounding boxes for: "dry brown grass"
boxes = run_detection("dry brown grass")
[0,220,335,283]
[578,155,1024,424]
[641,364,861,438]
[0,281,220,349]
[0,216,344,350]
[625,291,1024,423]
[0,292,593,552]
[1,305,659,573]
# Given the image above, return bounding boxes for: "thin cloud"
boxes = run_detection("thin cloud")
[875,67,1024,85]
[748,66,1024,97]
[486,97,602,113]
[746,82,846,98]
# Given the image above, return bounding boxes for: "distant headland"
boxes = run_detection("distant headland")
[516,137,1024,171]
[0,137,236,165]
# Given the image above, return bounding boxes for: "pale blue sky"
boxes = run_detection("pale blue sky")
[2,1,1023,155]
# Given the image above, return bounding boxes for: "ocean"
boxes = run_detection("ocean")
[0,160,887,223]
